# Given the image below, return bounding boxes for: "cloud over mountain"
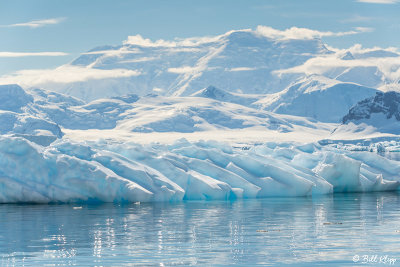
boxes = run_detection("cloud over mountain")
[1,18,65,28]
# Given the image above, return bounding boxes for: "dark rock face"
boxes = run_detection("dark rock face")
[111,94,139,104]
[201,86,227,99]
[343,91,400,123]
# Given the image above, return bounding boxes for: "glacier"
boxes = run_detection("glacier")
[0,136,398,203]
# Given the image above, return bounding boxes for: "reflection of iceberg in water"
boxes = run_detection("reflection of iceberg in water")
[0,193,400,265]
[0,136,399,203]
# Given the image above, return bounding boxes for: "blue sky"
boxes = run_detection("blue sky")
[0,0,399,75]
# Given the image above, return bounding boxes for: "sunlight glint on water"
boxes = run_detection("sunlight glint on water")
[0,192,399,266]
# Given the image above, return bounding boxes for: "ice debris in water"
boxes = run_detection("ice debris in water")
[0,136,398,203]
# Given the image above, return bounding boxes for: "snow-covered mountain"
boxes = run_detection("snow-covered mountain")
[0,27,336,101]
[64,28,330,100]
[0,84,33,112]
[339,91,400,134]
[0,84,63,145]
[1,26,399,104]
[0,26,397,127]
[191,85,260,107]
[0,84,332,137]
[256,76,378,122]
[277,44,400,92]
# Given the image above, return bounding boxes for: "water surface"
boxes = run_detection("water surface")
[1,192,400,266]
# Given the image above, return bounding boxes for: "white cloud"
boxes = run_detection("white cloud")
[0,52,68,58]
[0,65,141,86]
[153,87,164,92]
[123,26,372,48]
[1,18,65,28]
[274,44,400,83]
[347,44,399,54]
[275,56,372,75]
[82,48,142,56]
[357,0,398,3]
[274,53,400,83]
[341,15,373,23]
[227,67,257,72]
[167,66,199,74]
[354,27,374,33]
[255,26,373,40]
[119,57,158,63]
[124,35,175,47]
[123,34,222,47]
[325,43,399,55]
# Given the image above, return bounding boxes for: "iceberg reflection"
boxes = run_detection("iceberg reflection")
[1,192,400,265]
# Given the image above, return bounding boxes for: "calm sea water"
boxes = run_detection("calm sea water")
[1,193,400,266]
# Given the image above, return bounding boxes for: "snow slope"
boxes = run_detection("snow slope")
[0,82,394,145]
[276,45,400,92]
[0,85,63,145]
[0,84,331,135]
[256,76,378,122]
[336,91,400,135]
[0,84,33,112]
[191,85,260,107]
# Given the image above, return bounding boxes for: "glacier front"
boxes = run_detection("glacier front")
[0,136,398,203]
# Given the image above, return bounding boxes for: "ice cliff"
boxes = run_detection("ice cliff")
[0,137,398,203]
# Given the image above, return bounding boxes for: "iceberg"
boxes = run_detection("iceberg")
[0,136,398,203]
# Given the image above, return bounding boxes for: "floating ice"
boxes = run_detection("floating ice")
[0,136,398,203]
